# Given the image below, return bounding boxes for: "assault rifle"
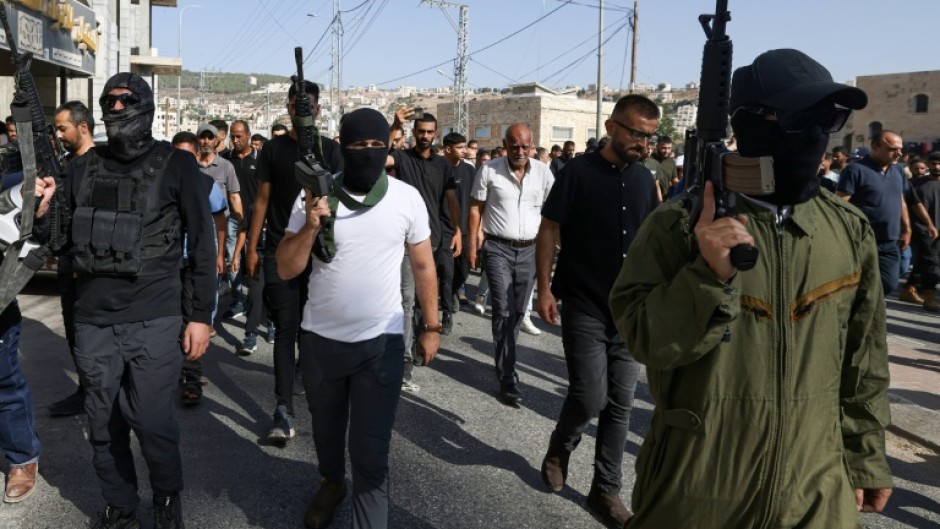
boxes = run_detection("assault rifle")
[0,4,70,311]
[683,0,758,271]
[290,47,334,262]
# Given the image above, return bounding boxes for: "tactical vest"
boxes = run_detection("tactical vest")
[71,142,180,276]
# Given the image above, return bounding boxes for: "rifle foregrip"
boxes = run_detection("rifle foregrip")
[731,244,758,271]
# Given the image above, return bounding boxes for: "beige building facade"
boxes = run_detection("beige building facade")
[438,84,614,151]
[832,70,938,153]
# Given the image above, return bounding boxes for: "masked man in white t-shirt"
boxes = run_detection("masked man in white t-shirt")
[277,108,441,529]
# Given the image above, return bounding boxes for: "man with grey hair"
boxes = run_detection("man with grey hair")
[468,123,554,405]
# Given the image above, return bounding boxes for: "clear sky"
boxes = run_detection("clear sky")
[153,0,936,91]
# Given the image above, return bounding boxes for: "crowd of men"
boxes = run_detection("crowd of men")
[0,45,909,529]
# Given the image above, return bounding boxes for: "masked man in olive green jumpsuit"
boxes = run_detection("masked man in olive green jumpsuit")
[610,49,893,529]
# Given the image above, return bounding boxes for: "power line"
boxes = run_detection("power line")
[541,16,629,86]
[375,0,573,86]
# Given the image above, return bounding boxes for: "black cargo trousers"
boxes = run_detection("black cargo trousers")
[74,315,185,513]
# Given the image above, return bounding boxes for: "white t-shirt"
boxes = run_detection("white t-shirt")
[285,178,431,342]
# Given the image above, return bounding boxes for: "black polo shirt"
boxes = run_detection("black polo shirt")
[225,147,260,223]
[448,161,477,235]
[391,148,456,249]
[542,151,659,324]
[257,134,343,248]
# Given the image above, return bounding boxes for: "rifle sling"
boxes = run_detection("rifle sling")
[0,119,48,311]
[319,172,389,258]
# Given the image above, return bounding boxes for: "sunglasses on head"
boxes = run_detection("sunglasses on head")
[100,92,141,110]
[735,104,851,134]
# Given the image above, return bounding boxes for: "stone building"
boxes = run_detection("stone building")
[437,83,614,151]
[831,70,939,153]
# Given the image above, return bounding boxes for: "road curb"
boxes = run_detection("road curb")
[887,391,940,453]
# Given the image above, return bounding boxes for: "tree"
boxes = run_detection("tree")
[657,102,678,142]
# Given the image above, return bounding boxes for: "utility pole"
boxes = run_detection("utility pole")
[330,0,343,134]
[422,0,469,136]
[595,0,603,139]
[630,0,638,93]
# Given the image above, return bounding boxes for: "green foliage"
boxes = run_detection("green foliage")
[178,70,290,95]
[658,101,678,142]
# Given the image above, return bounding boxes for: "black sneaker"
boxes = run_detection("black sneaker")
[153,494,184,529]
[238,333,258,356]
[499,384,522,406]
[266,406,295,446]
[442,312,453,335]
[91,507,139,529]
[49,388,85,417]
[223,302,245,320]
[266,323,276,344]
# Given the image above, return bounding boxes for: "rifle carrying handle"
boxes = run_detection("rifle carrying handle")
[731,244,758,271]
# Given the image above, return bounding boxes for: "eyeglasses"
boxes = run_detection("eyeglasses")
[610,118,658,143]
[735,105,851,134]
[100,92,141,110]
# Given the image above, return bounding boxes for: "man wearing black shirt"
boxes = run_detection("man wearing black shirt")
[550,140,575,176]
[36,73,215,529]
[246,80,342,444]
[535,94,660,527]
[223,121,257,316]
[904,152,940,310]
[386,110,461,391]
[48,100,96,418]
[443,132,476,321]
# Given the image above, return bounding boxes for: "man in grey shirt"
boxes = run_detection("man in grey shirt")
[197,122,242,223]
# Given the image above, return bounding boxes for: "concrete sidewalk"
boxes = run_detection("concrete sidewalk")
[885,298,940,452]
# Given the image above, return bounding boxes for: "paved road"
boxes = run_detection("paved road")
[2,275,938,529]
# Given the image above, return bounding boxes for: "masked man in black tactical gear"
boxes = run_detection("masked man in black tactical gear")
[34,73,216,529]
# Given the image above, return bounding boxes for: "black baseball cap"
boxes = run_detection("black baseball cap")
[730,49,867,112]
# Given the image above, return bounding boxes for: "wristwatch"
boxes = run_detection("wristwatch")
[420,322,444,333]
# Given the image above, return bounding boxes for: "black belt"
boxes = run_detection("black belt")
[485,234,535,248]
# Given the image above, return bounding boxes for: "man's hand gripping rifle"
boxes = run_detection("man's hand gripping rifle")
[684,0,758,271]
[291,47,335,262]
[0,4,70,312]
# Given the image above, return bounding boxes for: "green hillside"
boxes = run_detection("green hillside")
[178,70,290,95]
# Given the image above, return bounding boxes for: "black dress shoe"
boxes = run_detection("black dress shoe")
[442,312,454,335]
[499,385,522,405]
[49,388,85,417]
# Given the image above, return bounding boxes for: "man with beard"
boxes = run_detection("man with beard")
[48,101,96,417]
[831,146,849,175]
[901,152,940,310]
[34,73,215,528]
[536,95,660,527]
[246,80,343,444]
[468,123,554,405]
[550,140,575,176]
[837,130,910,295]
[609,49,892,528]
[277,108,439,529]
[652,135,678,198]
[385,110,461,392]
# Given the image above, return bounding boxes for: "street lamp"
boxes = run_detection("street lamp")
[178,3,203,134]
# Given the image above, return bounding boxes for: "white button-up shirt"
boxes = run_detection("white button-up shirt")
[471,156,555,241]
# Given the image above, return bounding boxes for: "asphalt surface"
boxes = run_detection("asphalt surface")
[1,274,938,529]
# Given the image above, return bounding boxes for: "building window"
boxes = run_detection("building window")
[475,127,490,139]
[500,125,510,139]
[914,94,929,113]
[587,128,597,139]
[552,126,574,141]
[441,127,453,137]
[868,121,882,140]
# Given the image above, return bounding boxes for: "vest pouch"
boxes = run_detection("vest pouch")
[112,212,143,275]
[72,207,95,273]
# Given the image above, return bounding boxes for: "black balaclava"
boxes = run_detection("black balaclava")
[731,109,827,206]
[100,73,156,161]
[729,49,867,206]
[339,108,390,193]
